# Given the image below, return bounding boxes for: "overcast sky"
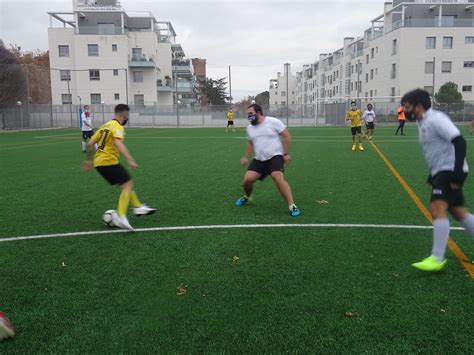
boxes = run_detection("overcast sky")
[0,0,384,100]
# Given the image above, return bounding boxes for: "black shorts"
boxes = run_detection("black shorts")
[430,171,468,207]
[82,130,94,140]
[95,164,131,185]
[366,122,375,130]
[351,126,362,135]
[248,155,284,180]
[227,121,234,126]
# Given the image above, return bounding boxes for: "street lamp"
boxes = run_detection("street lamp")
[16,101,23,129]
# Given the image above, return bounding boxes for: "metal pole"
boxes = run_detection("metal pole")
[125,68,129,105]
[175,72,180,128]
[67,79,73,127]
[432,56,436,95]
[285,63,289,126]
[102,102,105,124]
[25,64,30,128]
[357,60,361,98]
[228,65,232,105]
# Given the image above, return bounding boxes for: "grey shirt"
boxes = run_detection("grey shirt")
[417,108,468,176]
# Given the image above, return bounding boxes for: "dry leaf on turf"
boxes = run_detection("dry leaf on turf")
[176,285,188,296]
[345,312,356,317]
[61,262,66,267]
[232,256,240,262]
[317,200,329,204]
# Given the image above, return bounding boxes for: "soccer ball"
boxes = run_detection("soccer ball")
[102,210,116,227]
[0,312,16,341]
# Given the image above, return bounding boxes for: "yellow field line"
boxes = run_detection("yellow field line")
[369,140,474,279]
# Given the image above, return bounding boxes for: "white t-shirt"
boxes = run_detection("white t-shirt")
[363,110,376,123]
[246,116,286,161]
[417,108,468,176]
[81,112,93,132]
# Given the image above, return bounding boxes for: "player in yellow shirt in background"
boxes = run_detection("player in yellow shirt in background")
[346,100,364,151]
[82,104,156,231]
[226,108,236,133]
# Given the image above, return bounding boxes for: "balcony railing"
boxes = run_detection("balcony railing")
[386,18,474,33]
[129,55,156,68]
[75,26,124,35]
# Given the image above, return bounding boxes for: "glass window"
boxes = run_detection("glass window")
[113,69,119,76]
[112,44,118,52]
[90,93,101,104]
[465,36,474,44]
[425,62,434,74]
[426,37,436,49]
[60,70,71,81]
[58,45,69,57]
[88,44,99,56]
[464,61,474,68]
[61,94,72,104]
[441,61,452,73]
[133,71,144,83]
[462,86,473,92]
[443,37,453,49]
[89,69,100,81]
[114,93,120,100]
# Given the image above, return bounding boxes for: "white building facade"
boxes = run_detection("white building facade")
[48,0,197,106]
[277,0,474,112]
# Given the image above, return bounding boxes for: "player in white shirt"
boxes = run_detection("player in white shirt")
[402,89,474,272]
[235,104,301,217]
[81,105,94,152]
[362,103,376,140]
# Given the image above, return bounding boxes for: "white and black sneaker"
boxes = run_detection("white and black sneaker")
[133,204,157,216]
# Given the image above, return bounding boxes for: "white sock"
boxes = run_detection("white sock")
[460,213,474,236]
[289,203,296,211]
[81,141,86,151]
[431,218,450,262]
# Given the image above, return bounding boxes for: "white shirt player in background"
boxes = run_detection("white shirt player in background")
[81,105,97,152]
[402,89,474,272]
[235,104,301,217]
[362,103,376,140]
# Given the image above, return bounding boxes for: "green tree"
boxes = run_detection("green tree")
[255,91,269,106]
[434,82,463,104]
[199,77,229,105]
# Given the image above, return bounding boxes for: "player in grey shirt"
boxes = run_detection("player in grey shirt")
[235,104,301,217]
[402,89,473,272]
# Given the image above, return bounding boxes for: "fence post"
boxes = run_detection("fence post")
[152,104,156,127]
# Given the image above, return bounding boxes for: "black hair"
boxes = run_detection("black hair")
[248,104,263,115]
[114,104,130,114]
[401,89,431,110]
[367,103,373,108]
[351,100,356,105]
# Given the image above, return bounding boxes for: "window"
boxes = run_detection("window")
[443,37,453,49]
[281,101,286,105]
[390,87,396,102]
[114,93,120,100]
[426,37,436,49]
[370,90,373,98]
[441,61,452,73]
[365,73,369,83]
[371,48,374,59]
[351,82,354,91]
[88,44,99,56]
[58,45,69,57]
[61,94,72,104]
[291,91,294,95]
[462,86,473,92]
[365,92,368,99]
[425,61,434,74]
[366,54,369,64]
[60,70,71,81]
[90,93,101,104]
[466,36,474,44]
[370,69,374,80]
[89,69,100,81]
[133,71,144,83]
[98,23,114,35]
[464,61,474,68]
[351,65,354,75]
[391,63,397,79]
[392,39,397,55]
[424,86,434,95]
[113,69,119,76]
[132,48,142,60]
[281,91,286,97]
[112,44,118,52]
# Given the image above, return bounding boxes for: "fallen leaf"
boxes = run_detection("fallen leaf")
[232,256,240,262]
[393,273,400,277]
[440,308,447,313]
[345,312,355,317]
[317,200,329,204]
[61,262,66,267]
[176,285,188,296]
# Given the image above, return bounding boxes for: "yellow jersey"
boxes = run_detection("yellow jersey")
[227,111,234,121]
[346,109,363,127]
[91,119,125,167]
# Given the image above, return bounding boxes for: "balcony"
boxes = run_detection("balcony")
[128,55,156,68]
[172,59,192,75]
[75,26,124,35]
[386,18,474,33]
[157,79,174,92]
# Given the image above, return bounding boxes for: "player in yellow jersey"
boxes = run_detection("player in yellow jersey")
[346,101,364,151]
[226,108,236,133]
[82,104,156,231]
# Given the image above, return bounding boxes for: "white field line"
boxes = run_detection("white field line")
[0,223,464,243]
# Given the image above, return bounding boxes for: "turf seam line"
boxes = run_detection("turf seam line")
[0,223,462,243]
[369,140,474,279]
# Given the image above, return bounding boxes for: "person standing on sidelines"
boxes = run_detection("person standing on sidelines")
[235,104,301,217]
[362,103,376,140]
[346,101,364,151]
[395,105,406,136]
[402,89,474,272]
[81,105,95,152]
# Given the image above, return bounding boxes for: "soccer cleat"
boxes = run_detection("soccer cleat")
[113,215,135,231]
[290,206,301,217]
[358,144,365,151]
[412,255,447,272]
[235,197,248,206]
[0,312,16,341]
[351,144,356,151]
[133,204,157,216]
[368,136,373,141]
